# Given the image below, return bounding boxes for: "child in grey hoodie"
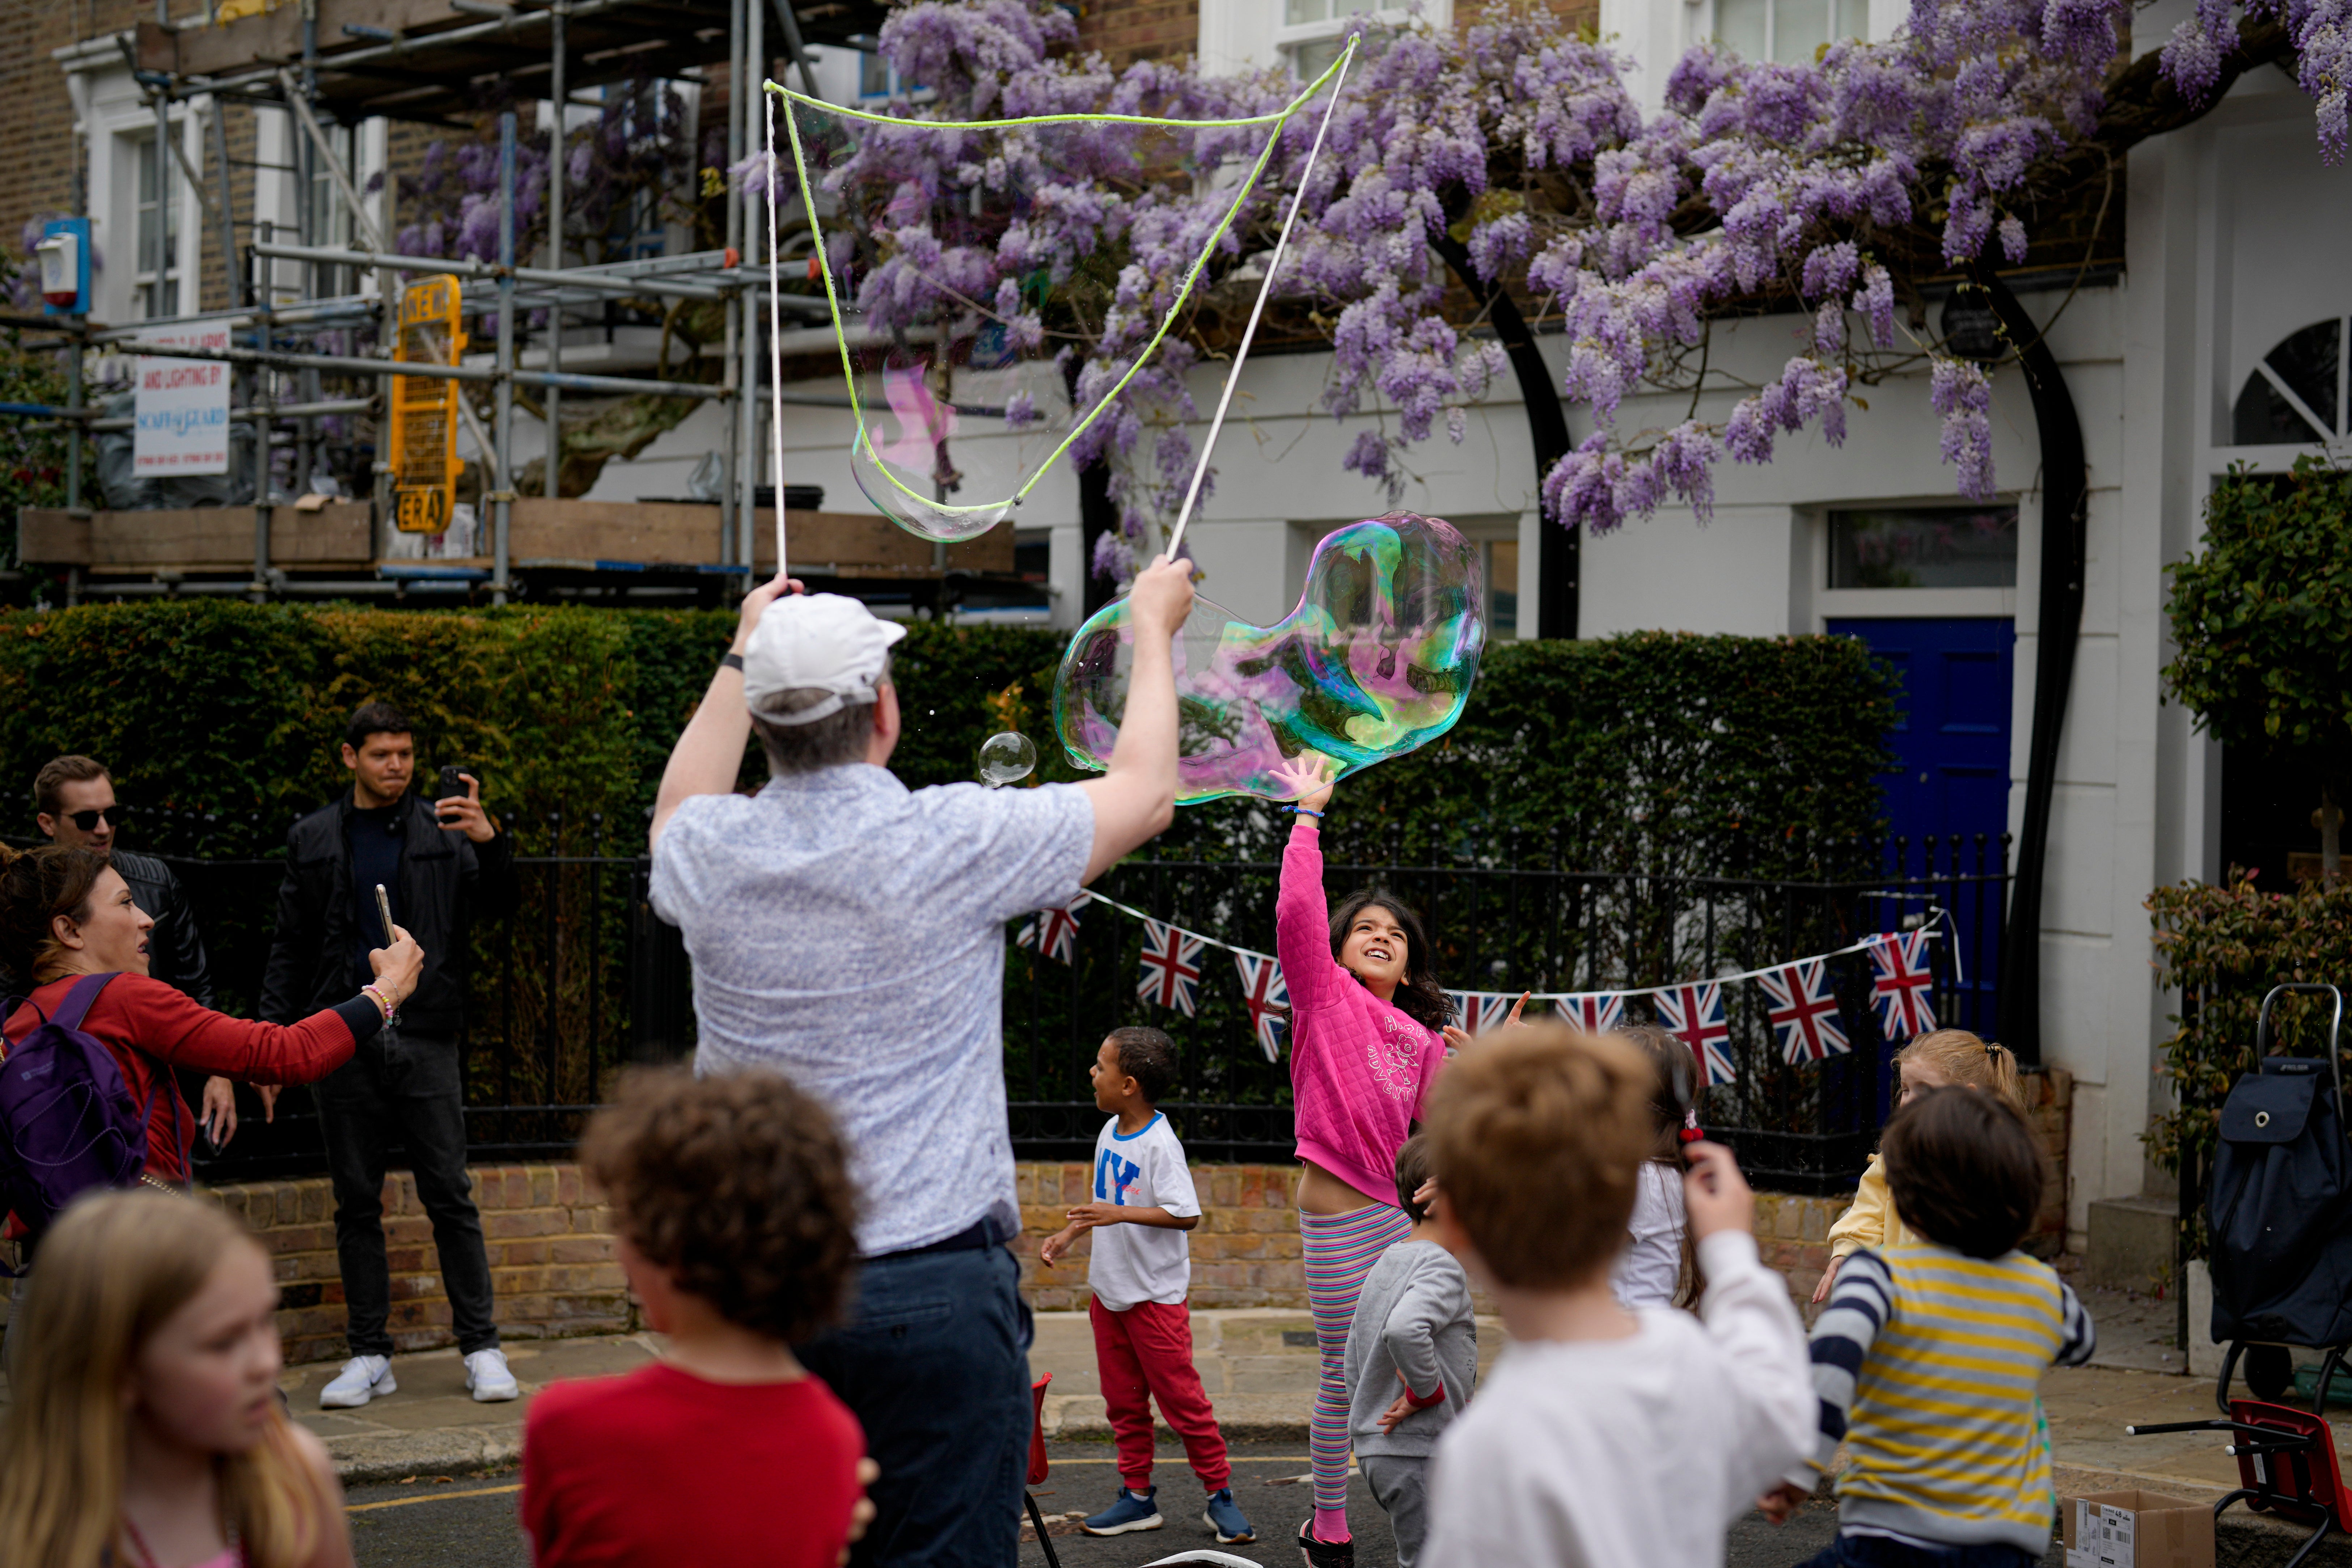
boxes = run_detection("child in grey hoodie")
[1344,1136,1476,1568]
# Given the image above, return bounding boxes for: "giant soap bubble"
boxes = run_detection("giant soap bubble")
[770,64,1348,546]
[1053,512,1485,804]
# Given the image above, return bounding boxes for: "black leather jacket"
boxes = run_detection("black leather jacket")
[112,848,216,1010]
[258,791,516,1037]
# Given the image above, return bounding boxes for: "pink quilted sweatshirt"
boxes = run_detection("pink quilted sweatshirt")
[1277,819,1447,1204]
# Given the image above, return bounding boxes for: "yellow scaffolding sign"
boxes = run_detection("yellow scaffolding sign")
[388,276,465,534]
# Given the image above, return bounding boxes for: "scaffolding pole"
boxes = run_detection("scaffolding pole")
[738,0,764,579]
[494,111,517,605]
[546,3,566,502]
[17,0,787,607]
[722,0,744,576]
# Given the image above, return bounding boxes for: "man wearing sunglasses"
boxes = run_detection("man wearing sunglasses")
[31,754,241,1144]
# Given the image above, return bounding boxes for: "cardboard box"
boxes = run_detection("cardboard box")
[2061,1489,2215,1568]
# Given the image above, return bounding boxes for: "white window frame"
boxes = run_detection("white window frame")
[131,128,184,320]
[1796,502,2021,631]
[62,45,208,323]
[1688,0,1898,63]
[1273,1,1441,80]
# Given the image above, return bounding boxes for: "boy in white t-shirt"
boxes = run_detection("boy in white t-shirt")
[1040,1027,1254,1546]
[1419,1026,1812,1568]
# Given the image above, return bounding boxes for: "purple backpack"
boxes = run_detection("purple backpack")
[0,973,165,1244]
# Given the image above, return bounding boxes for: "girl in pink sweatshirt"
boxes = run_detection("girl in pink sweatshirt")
[1269,757,1452,1567]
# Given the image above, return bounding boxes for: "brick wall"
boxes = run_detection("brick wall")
[1020,1160,1303,1310]
[204,1163,631,1367]
[0,1073,2070,1364]
[0,0,120,262]
[1073,0,1200,69]
[1455,0,1602,33]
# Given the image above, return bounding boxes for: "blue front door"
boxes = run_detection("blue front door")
[1826,617,2015,864]
[1827,617,2014,1040]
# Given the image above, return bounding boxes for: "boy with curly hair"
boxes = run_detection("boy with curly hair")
[522,1067,876,1567]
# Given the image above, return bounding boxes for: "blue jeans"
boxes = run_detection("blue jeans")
[798,1242,1033,1568]
[1796,1532,2042,1568]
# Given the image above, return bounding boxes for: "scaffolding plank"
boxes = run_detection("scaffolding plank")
[59,504,376,569]
[140,0,473,79]
[752,510,1014,577]
[506,500,1016,576]
[18,508,91,565]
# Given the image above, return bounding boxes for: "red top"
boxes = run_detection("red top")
[522,1362,866,1568]
[1,973,369,1181]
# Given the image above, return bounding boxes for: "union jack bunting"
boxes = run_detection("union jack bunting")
[1136,919,1206,1017]
[1756,959,1850,1066]
[1656,982,1736,1087]
[1445,991,1520,1034]
[1014,895,1089,965]
[1553,992,1627,1036]
[1232,950,1290,1062]
[1870,930,1938,1040]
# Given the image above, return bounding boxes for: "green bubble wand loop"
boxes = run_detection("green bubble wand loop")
[763,34,1361,540]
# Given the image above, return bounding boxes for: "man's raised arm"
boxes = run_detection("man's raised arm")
[1076,554,1196,883]
[651,573,803,852]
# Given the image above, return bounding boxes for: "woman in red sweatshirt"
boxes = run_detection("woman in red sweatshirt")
[1268,756,1452,1568]
[1,845,422,1183]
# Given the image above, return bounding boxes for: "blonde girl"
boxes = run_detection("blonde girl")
[1812,1028,2026,1303]
[0,1190,352,1568]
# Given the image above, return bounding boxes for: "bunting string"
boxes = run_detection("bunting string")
[1012,892,1962,1069]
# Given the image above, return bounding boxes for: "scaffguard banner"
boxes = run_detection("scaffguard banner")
[133,325,231,477]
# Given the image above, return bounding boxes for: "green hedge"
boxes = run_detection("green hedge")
[2145,871,2352,1243]
[0,605,1895,872]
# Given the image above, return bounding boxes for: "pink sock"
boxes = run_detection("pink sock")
[1314,1507,1351,1543]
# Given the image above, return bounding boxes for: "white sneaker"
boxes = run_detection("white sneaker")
[319,1355,395,1409]
[465,1347,520,1403]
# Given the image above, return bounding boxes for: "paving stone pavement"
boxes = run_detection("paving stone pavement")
[30,1280,2352,1559]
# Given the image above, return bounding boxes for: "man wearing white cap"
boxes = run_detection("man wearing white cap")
[649,557,1195,1568]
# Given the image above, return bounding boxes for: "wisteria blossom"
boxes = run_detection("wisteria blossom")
[822,0,2345,579]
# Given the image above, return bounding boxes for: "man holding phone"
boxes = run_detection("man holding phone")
[261,700,519,1410]
[31,754,243,1147]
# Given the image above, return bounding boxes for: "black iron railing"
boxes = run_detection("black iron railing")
[1007,835,2009,1193]
[13,814,2008,1196]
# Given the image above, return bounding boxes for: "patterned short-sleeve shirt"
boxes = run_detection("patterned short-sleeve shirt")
[651,766,1094,1256]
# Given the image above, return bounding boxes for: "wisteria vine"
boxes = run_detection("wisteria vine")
[819,0,2344,578]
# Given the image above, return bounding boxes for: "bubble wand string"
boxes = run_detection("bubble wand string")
[765,86,788,576]
[767,50,1354,531]
[1163,32,1357,563]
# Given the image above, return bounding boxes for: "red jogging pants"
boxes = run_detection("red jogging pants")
[1088,1296,1232,1492]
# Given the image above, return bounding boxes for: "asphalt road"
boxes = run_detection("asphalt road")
[342,1440,2079,1567]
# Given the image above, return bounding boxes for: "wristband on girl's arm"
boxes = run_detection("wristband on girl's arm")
[1294,807,1323,818]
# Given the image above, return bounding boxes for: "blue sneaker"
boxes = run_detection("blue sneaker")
[1081,1486,1163,1536]
[1204,1487,1255,1543]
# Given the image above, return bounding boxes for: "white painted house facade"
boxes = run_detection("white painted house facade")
[559,0,2352,1254]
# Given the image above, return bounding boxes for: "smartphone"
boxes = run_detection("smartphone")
[437,764,475,802]
[373,883,396,945]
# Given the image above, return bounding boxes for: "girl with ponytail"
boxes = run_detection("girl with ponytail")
[1812,1028,2026,1303]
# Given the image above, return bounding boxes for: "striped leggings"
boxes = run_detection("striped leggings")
[1302,1203,1416,1514]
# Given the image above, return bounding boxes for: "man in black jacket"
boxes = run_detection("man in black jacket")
[260,701,520,1411]
[33,754,241,1143]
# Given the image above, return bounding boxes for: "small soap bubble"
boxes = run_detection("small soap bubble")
[978,731,1038,787]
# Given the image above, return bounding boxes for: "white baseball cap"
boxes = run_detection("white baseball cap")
[741,593,907,724]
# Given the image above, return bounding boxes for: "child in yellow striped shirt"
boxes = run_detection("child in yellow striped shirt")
[1761,1085,2095,1568]
[1813,1030,2025,1305]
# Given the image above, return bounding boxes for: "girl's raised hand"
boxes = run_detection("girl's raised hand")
[1266,751,1338,813]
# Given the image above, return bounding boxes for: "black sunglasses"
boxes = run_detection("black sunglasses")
[66,806,128,831]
